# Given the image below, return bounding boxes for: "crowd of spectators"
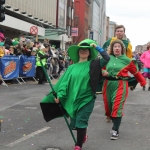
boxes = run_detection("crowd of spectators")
[0,28,71,85]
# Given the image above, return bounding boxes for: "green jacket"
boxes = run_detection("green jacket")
[36,50,47,67]
[102,37,132,59]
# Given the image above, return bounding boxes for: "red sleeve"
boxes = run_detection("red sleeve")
[128,61,146,86]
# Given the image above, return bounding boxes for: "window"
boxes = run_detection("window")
[67,6,71,18]
[67,26,71,36]
[72,8,74,19]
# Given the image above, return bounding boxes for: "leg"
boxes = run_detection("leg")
[106,116,112,122]
[110,80,128,139]
[143,77,146,91]
[74,100,95,149]
[110,117,122,140]
[75,128,86,148]
[102,80,112,119]
[148,68,150,91]
[148,79,150,91]
[37,67,44,84]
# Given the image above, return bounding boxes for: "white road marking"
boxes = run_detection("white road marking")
[25,107,37,109]
[0,97,39,112]
[6,127,51,147]
[46,148,60,150]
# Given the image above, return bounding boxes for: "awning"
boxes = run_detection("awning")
[4,8,67,37]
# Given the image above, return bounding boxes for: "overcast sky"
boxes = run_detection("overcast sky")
[106,0,150,50]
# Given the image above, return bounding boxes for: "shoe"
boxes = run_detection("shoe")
[143,86,145,91]
[83,134,88,143]
[148,87,150,91]
[106,116,112,122]
[74,146,82,150]
[110,129,119,134]
[130,86,135,91]
[110,130,119,140]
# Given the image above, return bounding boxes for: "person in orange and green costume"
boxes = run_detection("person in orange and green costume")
[40,39,110,150]
[101,25,134,122]
[102,25,132,59]
[102,40,146,140]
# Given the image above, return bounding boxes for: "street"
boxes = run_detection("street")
[0,81,150,150]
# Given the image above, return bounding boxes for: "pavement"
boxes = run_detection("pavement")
[0,78,150,150]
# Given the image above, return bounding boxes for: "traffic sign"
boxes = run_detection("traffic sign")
[30,26,38,35]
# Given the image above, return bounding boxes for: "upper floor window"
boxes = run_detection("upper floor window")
[67,6,72,18]
[72,8,74,19]
[60,0,65,4]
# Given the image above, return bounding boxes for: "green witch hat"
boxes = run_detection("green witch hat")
[68,39,98,63]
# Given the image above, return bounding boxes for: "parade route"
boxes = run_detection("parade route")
[0,82,150,150]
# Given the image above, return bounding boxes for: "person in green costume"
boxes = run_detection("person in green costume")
[102,40,146,140]
[40,39,110,150]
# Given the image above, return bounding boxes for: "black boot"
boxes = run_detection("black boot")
[148,87,150,91]
[143,86,145,91]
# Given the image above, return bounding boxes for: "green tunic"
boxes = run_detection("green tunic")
[57,61,95,118]
[42,61,95,119]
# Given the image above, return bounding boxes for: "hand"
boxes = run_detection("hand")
[90,43,97,48]
[90,43,104,53]
[54,98,59,103]
[102,71,108,76]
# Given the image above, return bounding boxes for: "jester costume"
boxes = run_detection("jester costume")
[102,37,132,59]
[95,37,136,94]
[103,54,146,117]
[102,54,146,139]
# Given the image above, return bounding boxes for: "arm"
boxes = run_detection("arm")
[90,43,110,73]
[126,42,132,59]
[97,46,110,62]
[90,43,110,62]
[53,67,71,103]
[96,46,110,68]
[128,61,146,86]
[38,52,48,59]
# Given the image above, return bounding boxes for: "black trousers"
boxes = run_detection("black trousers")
[36,66,46,84]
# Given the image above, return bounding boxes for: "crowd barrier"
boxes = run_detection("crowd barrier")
[0,55,37,87]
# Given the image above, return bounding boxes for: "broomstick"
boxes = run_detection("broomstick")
[40,60,77,144]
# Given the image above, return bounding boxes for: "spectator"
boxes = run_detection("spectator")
[36,44,49,84]
[134,52,142,71]
[0,28,5,42]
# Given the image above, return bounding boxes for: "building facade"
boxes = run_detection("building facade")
[105,16,110,41]
[135,44,147,53]
[88,0,106,46]
[73,0,91,44]
[99,0,106,46]
[108,21,116,38]
[1,0,74,49]
[65,0,74,49]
